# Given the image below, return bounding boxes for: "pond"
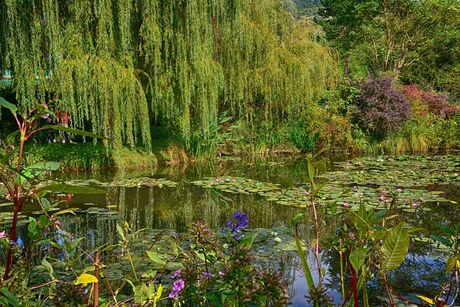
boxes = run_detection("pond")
[2,154,460,305]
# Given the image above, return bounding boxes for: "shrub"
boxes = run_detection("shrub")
[401,85,460,118]
[353,77,411,139]
[288,119,319,152]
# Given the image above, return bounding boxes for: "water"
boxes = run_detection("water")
[3,155,460,305]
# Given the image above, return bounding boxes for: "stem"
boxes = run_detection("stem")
[94,251,100,307]
[383,275,395,307]
[310,185,322,286]
[339,248,345,299]
[127,249,138,281]
[350,265,359,307]
[3,127,26,281]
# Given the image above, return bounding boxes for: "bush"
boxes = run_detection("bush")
[401,85,460,118]
[353,77,411,139]
[288,119,319,152]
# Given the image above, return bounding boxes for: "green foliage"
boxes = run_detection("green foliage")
[380,222,410,272]
[288,119,319,152]
[320,0,460,98]
[0,0,337,152]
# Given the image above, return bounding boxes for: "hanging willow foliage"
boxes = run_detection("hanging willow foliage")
[0,0,337,150]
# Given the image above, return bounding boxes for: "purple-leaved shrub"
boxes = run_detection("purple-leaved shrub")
[353,77,411,138]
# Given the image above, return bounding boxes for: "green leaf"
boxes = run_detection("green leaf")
[41,258,54,278]
[154,284,163,304]
[27,217,38,237]
[0,97,17,115]
[146,251,166,266]
[381,222,410,272]
[290,212,304,227]
[74,273,98,285]
[0,288,20,306]
[26,162,61,172]
[41,125,105,139]
[416,295,434,305]
[23,162,61,178]
[239,232,258,249]
[349,247,367,272]
[293,233,315,290]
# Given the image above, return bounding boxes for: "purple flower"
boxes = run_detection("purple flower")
[169,279,185,299]
[342,202,350,208]
[172,269,181,278]
[203,272,212,279]
[219,271,225,276]
[221,211,249,241]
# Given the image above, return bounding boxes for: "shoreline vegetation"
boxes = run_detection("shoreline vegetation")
[1,0,458,165]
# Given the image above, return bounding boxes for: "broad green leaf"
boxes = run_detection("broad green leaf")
[154,284,163,303]
[0,97,17,115]
[146,251,166,266]
[381,222,410,272]
[41,125,105,139]
[74,273,98,285]
[349,247,367,272]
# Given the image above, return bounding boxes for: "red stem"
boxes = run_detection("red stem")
[3,127,26,281]
[94,251,100,307]
[351,265,359,307]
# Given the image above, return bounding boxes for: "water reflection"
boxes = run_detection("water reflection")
[19,156,460,305]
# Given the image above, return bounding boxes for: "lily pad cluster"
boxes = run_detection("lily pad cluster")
[190,156,459,210]
[327,155,460,187]
[191,176,281,195]
[66,177,178,188]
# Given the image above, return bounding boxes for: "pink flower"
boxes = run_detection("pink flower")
[411,203,418,208]
[379,195,386,202]
[342,202,350,208]
[303,189,310,196]
[396,188,402,193]
[0,231,6,239]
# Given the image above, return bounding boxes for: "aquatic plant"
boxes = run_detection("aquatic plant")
[174,212,287,305]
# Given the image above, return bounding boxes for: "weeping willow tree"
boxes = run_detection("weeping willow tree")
[0,0,337,151]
